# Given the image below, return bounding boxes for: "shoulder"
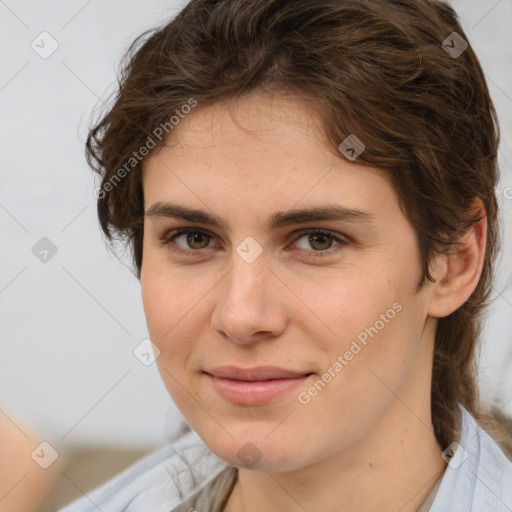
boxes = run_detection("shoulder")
[472,409,512,507]
[57,429,229,512]
[431,403,512,511]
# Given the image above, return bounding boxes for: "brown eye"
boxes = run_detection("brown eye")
[307,233,334,251]
[293,229,347,254]
[182,231,211,249]
[161,228,215,255]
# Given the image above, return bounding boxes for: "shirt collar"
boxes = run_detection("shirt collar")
[430,401,511,511]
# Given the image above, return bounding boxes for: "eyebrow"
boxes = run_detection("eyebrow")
[145,202,375,233]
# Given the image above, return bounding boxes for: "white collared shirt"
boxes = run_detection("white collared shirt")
[58,402,512,512]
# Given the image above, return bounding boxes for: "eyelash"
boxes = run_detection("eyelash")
[159,227,348,258]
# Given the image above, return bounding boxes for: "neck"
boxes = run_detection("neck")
[225,400,446,512]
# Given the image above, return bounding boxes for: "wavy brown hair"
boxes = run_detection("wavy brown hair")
[86,0,511,455]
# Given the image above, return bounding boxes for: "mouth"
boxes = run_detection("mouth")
[203,366,314,406]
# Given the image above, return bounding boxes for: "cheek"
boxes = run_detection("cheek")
[141,271,201,406]
[141,258,201,336]
[341,300,424,402]
[309,262,423,381]
[297,266,400,340]
[140,264,214,378]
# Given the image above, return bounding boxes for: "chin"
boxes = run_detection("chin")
[195,424,309,472]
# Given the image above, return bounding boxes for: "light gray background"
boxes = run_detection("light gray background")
[0,0,511,449]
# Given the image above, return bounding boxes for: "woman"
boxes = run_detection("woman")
[59,0,512,510]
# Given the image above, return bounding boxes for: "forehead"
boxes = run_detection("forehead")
[142,92,399,222]
[169,92,327,148]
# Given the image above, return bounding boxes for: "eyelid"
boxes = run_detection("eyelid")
[160,226,348,256]
[160,227,219,255]
[286,228,348,256]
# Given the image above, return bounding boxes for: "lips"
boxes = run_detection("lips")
[206,365,311,381]
[204,366,313,406]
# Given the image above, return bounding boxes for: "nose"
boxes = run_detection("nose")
[211,253,288,345]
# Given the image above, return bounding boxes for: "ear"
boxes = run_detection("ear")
[427,198,487,319]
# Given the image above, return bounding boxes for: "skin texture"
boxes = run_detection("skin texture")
[140,92,486,512]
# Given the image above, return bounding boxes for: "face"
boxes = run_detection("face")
[140,92,438,472]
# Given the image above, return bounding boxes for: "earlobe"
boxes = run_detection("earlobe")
[427,199,487,319]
